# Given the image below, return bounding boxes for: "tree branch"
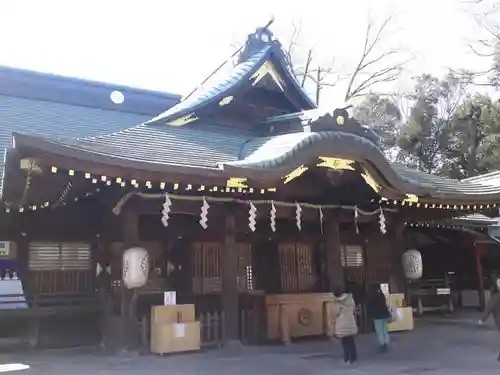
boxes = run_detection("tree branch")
[343,16,411,101]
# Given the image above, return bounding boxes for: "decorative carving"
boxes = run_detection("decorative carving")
[404,194,419,203]
[226,177,248,188]
[283,165,308,184]
[218,96,234,106]
[317,157,355,171]
[307,108,381,146]
[167,113,198,127]
[298,308,313,326]
[238,26,275,64]
[361,170,382,193]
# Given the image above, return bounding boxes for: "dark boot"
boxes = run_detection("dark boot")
[378,344,388,353]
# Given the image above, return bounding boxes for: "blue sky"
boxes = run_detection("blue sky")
[0,0,495,103]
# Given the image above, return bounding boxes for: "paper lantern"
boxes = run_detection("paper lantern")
[402,249,423,280]
[122,247,149,289]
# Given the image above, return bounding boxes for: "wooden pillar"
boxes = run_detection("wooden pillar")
[121,208,140,350]
[474,241,486,310]
[389,217,406,293]
[220,211,239,343]
[325,216,343,291]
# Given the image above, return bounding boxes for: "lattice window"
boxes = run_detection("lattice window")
[245,266,253,291]
[238,244,254,292]
[191,242,253,294]
[192,242,221,294]
[279,243,315,293]
[28,242,91,271]
[341,245,364,267]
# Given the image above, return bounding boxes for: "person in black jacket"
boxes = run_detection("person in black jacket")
[366,283,391,353]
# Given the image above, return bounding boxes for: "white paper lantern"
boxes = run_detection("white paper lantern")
[122,247,149,289]
[402,249,423,280]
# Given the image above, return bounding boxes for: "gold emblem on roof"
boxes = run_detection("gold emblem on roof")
[219,96,234,106]
[317,157,355,171]
[250,61,285,90]
[361,170,382,193]
[283,165,308,184]
[167,113,199,126]
[404,194,419,203]
[226,177,248,188]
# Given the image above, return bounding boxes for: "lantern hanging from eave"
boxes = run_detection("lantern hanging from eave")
[122,247,149,289]
[402,249,423,280]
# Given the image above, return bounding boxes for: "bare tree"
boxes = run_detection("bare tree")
[462,0,500,86]
[343,16,413,102]
[283,24,339,105]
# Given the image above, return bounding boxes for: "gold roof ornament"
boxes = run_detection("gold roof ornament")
[283,165,308,184]
[404,194,419,203]
[361,170,382,193]
[250,61,285,90]
[317,157,355,171]
[226,177,248,188]
[167,113,199,126]
[218,96,234,106]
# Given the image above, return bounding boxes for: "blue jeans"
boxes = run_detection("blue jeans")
[373,319,390,345]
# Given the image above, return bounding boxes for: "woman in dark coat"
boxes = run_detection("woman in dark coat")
[478,277,500,362]
[366,283,392,353]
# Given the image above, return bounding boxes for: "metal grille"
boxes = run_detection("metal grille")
[28,242,91,270]
[341,245,364,267]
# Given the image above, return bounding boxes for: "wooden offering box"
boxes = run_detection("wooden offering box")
[150,321,201,354]
[387,293,414,332]
[265,293,335,344]
[150,304,201,354]
[151,304,195,324]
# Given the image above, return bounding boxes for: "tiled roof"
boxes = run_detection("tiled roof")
[390,165,500,196]
[147,37,315,126]
[221,130,500,202]
[0,65,180,116]
[0,66,181,194]
[147,45,274,125]
[461,171,500,186]
[12,123,251,174]
[14,122,500,204]
[452,214,498,224]
[0,95,151,193]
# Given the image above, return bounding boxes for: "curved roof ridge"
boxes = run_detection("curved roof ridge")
[145,44,274,126]
[145,24,316,127]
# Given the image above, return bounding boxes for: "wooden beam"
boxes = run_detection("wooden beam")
[220,207,240,343]
[121,207,140,350]
[389,214,406,293]
[325,215,343,291]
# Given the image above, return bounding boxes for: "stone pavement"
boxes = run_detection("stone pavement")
[1,312,499,375]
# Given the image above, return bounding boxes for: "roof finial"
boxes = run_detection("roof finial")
[237,18,277,64]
